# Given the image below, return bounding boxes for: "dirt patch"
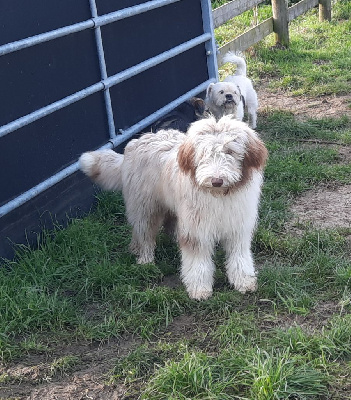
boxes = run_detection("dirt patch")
[337,146,351,164]
[0,337,137,400]
[162,314,198,340]
[159,274,182,289]
[25,377,126,400]
[258,87,351,233]
[258,300,341,333]
[258,88,351,120]
[290,184,351,230]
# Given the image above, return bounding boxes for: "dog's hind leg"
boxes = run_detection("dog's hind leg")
[247,108,257,130]
[223,238,257,294]
[179,238,215,300]
[129,210,165,264]
[246,95,258,129]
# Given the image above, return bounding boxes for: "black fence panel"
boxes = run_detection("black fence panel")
[0,0,218,260]
[0,92,109,207]
[110,46,209,131]
[0,30,100,126]
[101,0,204,74]
[0,0,91,45]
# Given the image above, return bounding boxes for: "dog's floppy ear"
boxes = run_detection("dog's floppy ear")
[189,97,206,117]
[237,132,268,188]
[177,141,196,178]
[243,133,268,172]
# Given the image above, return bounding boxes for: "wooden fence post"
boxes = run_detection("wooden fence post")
[271,0,289,47]
[319,0,332,21]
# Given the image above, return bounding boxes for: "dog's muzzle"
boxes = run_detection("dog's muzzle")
[225,94,235,104]
[211,178,223,187]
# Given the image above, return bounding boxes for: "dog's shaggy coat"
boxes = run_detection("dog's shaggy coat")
[79,116,268,300]
[206,52,258,129]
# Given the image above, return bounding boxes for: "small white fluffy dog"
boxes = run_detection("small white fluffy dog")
[79,116,267,300]
[206,52,258,129]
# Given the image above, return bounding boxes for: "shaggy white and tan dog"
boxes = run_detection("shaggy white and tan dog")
[206,52,258,129]
[79,116,267,300]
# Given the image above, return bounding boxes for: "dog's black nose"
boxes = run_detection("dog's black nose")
[211,178,223,187]
[225,94,233,100]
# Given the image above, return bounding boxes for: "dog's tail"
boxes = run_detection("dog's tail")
[79,149,124,191]
[222,52,247,77]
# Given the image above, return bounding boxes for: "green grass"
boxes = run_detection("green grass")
[142,346,329,399]
[215,3,273,49]
[217,1,351,97]
[1,1,351,398]
[49,355,80,377]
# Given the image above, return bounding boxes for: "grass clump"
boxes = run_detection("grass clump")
[49,355,80,377]
[0,194,189,360]
[143,346,328,399]
[143,348,235,400]
[110,344,165,384]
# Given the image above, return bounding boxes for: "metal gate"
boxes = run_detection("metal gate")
[0,0,218,258]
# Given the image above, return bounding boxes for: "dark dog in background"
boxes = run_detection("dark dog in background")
[115,97,206,154]
[149,97,206,133]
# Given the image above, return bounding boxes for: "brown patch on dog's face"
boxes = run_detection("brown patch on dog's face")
[238,135,268,188]
[245,135,268,170]
[177,141,196,179]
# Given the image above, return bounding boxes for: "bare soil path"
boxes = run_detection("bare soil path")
[258,87,351,231]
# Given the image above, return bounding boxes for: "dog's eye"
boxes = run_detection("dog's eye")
[219,90,224,95]
[224,149,234,155]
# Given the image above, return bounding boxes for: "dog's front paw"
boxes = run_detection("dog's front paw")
[234,274,257,294]
[187,287,213,301]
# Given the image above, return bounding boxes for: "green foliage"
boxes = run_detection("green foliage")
[143,346,328,399]
[143,348,236,399]
[211,0,228,8]
[216,1,351,97]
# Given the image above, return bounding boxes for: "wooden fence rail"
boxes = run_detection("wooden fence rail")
[214,0,331,66]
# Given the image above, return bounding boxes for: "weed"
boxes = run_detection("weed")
[49,355,80,377]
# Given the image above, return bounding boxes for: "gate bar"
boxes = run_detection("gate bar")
[0,0,181,57]
[201,0,219,82]
[103,33,212,89]
[0,33,212,138]
[0,78,215,218]
[110,78,215,146]
[89,0,116,139]
[0,83,104,139]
